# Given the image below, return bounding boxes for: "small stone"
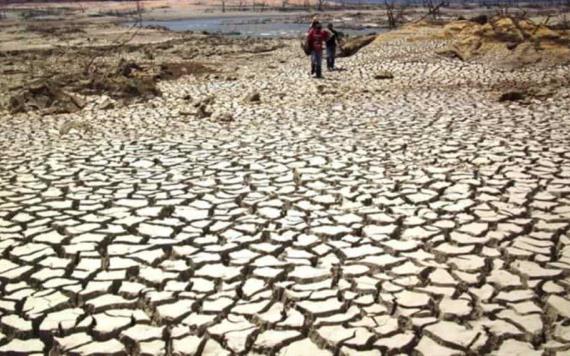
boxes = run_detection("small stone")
[244,91,261,103]
[374,71,394,80]
[212,111,234,122]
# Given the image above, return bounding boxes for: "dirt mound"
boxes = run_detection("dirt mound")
[78,74,160,101]
[438,16,570,67]
[8,59,214,115]
[9,81,84,114]
[73,59,161,100]
[155,62,213,81]
[338,35,377,58]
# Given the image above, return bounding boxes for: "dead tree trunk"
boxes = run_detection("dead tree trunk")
[135,0,143,25]
[416,0,447,22]
[84,0,145,75]
[424,0,447,21]
[386,1,396,28]
[385,0,408,29]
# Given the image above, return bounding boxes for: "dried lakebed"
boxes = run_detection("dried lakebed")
[0,29,570,356]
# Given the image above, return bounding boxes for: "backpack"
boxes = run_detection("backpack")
[301,37,312,56]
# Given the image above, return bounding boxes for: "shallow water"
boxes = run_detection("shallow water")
[137,16,385,38]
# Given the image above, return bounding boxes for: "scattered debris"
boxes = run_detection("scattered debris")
[193,96,214,118]
[155,62,213,81]
[59,120,93,135]
[531,87,555,99]
[499,91,525,102]
[469,15,489,25]
[212,111,234,122]
[436,48,466,61]
[80,73,161,102]
[99,98,116,110]
[244,91,261,103]
[196,105,211,119]
[194,96,214,108]
[374,71,394,80]
[9,81,85,114]
[248,44,285,54]
[144,24,170,32]
[117,60,143,78]
[6,59,216,115]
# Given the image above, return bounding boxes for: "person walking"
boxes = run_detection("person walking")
[310,16,319,29]
[325,23,341,71]
[307,22,329,79]
[307,18,319,75]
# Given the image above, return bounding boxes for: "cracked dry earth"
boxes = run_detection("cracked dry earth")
[1,30,570,356]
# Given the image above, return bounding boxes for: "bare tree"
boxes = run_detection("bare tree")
[396,4,408,24]
[0,7,5,20]
[317,0,327,11]
[221,0,226,13]
[76,2,87,14]
[561,13,570,29]
[385,0,408,28]
[84,0,145,75]
[386,0,396,28]
[423,0,448,21]
[135,0,144,24]
[253,1,266,12]
[496,1,512,16]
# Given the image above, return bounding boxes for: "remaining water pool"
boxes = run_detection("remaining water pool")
[135,16,385,38]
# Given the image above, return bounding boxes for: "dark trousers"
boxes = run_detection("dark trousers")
[326,44,336,70]
[311,51,323,78]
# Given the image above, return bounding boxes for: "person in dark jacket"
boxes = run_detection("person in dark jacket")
[325,23,341,71]
[310,16,319,30]
[307,22,329,79]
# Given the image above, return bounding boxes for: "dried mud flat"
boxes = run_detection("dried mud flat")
[1,14,570,356]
